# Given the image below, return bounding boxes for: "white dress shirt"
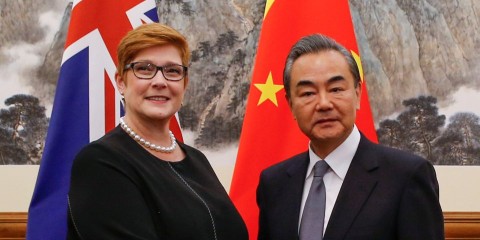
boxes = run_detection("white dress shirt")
[298,125,361,234]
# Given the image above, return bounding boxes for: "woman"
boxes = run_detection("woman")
[67,23,248,240]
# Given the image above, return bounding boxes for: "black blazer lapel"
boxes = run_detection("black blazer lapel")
[325,136,379,239]
[283,152,310,239]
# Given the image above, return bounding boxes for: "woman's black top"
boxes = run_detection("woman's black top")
[67,126,248,240]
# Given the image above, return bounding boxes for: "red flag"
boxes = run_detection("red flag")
[229,1,377,239]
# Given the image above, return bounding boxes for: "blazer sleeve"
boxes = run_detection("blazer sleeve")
[396,160,445,239]
[68,145,159,240]
[256,170,269,240]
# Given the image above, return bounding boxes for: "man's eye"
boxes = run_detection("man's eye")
[331,87,343,93]
[300,92,314,97]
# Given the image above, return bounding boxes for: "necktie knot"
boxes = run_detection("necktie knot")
[313,160,329,178]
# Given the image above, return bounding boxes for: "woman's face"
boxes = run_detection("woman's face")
[116,44,188,124]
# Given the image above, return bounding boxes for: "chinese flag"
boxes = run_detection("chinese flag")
[229,0,377,239]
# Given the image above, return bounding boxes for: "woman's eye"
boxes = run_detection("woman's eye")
[135,64,153,72]
[166,68,181,74]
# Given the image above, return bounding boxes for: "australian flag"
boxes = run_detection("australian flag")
[26,1,182,239]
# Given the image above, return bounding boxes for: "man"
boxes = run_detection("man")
[256,34,444,240]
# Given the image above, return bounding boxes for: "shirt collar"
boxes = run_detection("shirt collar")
[307,125,361,180]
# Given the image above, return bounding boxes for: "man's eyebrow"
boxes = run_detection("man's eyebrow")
[327,75,346,83]
[296,79,315,87]
[295,75,346,87]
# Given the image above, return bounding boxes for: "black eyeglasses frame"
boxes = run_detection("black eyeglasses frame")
[124,62,188,81]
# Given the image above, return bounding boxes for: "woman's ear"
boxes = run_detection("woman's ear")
[115,72,126,94]
[183,76,189,89]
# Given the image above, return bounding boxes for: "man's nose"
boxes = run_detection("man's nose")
[315,92,333,111]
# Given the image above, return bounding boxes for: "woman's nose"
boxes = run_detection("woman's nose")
[151,70,168,88]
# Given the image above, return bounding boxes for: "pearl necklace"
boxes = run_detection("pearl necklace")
[119,117,176,153]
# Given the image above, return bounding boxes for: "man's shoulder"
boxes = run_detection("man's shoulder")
[373,142,424,162]
[261,151,308,175]
[359,136,430,169]
[359,135,419,157]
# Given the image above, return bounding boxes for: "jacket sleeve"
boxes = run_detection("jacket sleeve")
[256,171,268,240]
[68,145,159,240]
[397,160,445,240]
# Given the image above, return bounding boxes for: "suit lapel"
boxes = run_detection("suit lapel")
[325,136,379,239]
[281,153,310,238]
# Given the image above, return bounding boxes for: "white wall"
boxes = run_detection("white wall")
[2,155,480,212]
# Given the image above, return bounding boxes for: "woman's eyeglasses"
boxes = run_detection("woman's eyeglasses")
[125,62,188,81]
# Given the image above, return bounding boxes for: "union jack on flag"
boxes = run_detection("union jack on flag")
[26,1,182,239]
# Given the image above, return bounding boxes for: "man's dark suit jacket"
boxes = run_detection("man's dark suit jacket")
[256,135,444,240]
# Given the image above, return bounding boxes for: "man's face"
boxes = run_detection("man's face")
[287,50,361,154]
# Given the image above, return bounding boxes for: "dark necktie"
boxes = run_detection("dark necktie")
[299,160,329,240]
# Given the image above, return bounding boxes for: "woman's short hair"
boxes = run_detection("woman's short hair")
[116,23,190,78]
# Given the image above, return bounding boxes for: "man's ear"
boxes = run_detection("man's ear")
[285,94,296,120]
[285,94,292,109]
[355,81,362,110]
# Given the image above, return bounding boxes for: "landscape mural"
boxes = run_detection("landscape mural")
[0,0,479,167]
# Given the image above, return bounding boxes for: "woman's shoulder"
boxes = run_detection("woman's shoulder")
[178,142,207,158]
[178,142,216,169]
[73,126,132,165]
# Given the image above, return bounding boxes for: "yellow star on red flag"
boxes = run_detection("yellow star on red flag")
[254,72,284,106]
